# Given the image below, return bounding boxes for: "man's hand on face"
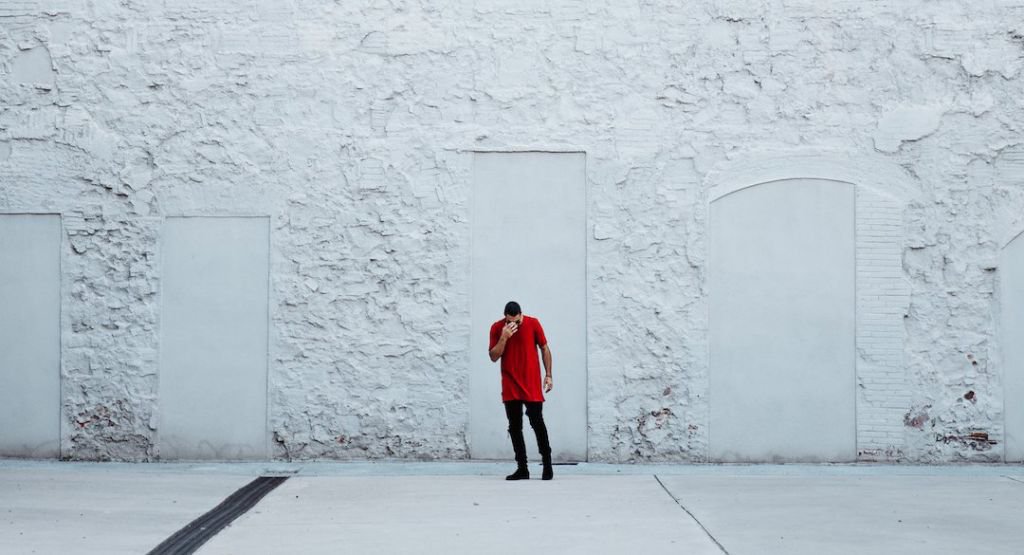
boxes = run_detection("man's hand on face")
[501,320,519,340]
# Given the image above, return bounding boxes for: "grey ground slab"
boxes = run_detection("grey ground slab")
[197,475,722,555]
[286,461,1024,477]
[0,465,251,555]
[657,474,1024,555]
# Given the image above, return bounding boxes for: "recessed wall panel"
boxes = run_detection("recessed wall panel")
[0,215,60,458]
[160,217,269,460]
[1004,232,1024,461]
[470,152,587,461]
[709,179,856,462]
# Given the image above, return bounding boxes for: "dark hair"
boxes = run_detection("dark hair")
[503,301,522,316]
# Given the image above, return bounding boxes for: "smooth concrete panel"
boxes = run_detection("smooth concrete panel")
[1004,232,1024,461]
[0,466,250,555]
[199,476,720,555]
[657,475,1024,555]
[709,179,855,462]
[0,215,61,458]
[470,152,587,461]
[160,217,269,459]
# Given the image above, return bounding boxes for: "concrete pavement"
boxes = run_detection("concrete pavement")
[0,464,250,554]
[656,474,1024,555]
[2,461,1023,554]
[200,474,718,554]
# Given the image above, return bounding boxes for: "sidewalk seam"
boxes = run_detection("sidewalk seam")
[1005,476,1024,486]
[654,475,730,554]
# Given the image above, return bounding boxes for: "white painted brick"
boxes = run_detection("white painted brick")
[0,2,1012,465]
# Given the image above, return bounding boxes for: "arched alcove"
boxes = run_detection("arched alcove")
[709,178,856,462]
[705,152,913,462]
[1003,230,1024,462]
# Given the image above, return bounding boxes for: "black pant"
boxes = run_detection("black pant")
[504,400,551,467]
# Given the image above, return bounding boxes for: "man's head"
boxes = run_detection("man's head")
[503,301,523,325]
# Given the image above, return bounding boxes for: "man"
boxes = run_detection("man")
[489,301,553,480]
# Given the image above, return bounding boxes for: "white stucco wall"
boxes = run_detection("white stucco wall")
[1,1,1023,462]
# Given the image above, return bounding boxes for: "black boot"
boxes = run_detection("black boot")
[505,465,530,480]
[541,454,553,481]
[506,426,529,480]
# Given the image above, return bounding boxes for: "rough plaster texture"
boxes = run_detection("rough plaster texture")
[1,1,1024,462]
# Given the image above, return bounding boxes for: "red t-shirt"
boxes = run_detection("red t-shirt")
[489,316,548,402]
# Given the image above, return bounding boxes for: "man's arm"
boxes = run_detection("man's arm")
[489,321,517,362]
[489,335,508,362]
[541,344,552,392]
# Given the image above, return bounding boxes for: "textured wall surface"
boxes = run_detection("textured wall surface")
[1,1,1023,462]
